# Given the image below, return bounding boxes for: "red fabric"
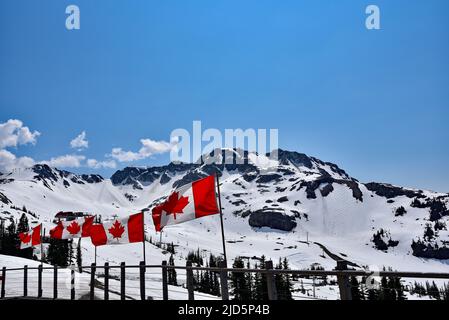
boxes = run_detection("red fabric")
[31,224,41,246]
[193,175,219,218]
[19,232,32,246]
[90,224,107,246]
[49,222,63,239]
[152,207,162,232]
[81,216,95,237]
[128,212,144,243]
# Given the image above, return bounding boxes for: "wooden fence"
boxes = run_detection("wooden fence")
[1,260,449,300]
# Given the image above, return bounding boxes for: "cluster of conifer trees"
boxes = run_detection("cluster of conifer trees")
[0,213,82,268]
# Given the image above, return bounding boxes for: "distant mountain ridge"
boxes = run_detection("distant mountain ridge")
[1,148,448,264]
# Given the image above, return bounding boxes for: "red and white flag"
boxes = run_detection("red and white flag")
[152,175,219,232]
[90,212,144,246]
[50,216,95,239]
[19,224,42,249]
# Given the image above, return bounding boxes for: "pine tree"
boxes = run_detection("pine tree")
[252,256,268,300]
[391,277,405,300]
[76,238,82,272]
[17,213,33,259]
[441,283,449,301]
[244,261,253,299]
[68,240,74,265]
[17,213,30,233]
[168,254,177,286]
[2,219,20,256]
[350,276,363,300]
[209,254,221,296]
[230,257,248,300]
[281,258,293,300]
[46,238,69,267]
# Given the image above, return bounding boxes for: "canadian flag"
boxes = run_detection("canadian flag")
[152,175,219,232]
[90,212,144,246]
[50,216,95,239]
[19,224,42,249]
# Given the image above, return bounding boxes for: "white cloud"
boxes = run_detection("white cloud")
[70,131,89,149]
[110,138,175,162]
[0,119,40,148]
[41,155,86,168]
[0,149,35,172]
[87,158,116,169]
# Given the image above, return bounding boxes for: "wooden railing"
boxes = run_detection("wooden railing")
[1,260,449,300]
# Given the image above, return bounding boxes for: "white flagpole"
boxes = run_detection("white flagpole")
[215,173,228,264]
[142,211,146,265]
[40,224,44,266]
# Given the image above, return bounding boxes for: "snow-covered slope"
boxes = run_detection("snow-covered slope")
[1,149,449,277]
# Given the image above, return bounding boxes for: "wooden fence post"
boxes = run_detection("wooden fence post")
[37,264,43,298]
[219,260,229,300]
[139,261,146,300]
[53,265,58,299]
[23,265,28,297]
[186,260,194,300]
[265,260,277,300]
[70,267,75,300]
[161,260,168,300]
[90,263,96,300]
[1,267,6,299]
[104,262,109,301]
[336,260,352,300]
[120,262,126,300]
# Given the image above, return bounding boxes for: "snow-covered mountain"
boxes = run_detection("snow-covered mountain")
[1,148,449,277]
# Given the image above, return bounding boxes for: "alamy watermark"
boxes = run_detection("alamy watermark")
[170,121,279,169]
[66,5,80,30]
[366,5,381,30]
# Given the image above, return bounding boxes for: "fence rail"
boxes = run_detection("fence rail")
[1,260,449,300]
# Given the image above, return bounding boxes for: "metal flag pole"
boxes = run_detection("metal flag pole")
[94,245,97,265]
[159,230,163,247]
[40,225,44,266]
[215,173,228,264]
[142,211,146,265]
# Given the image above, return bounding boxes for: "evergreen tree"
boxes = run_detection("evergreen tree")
[168,254,178,286]
[350,276,363,300]
[252,256,268,300]
[76,238,82,272]
[209,254,221,296]
[426,281,441,300]
[17,214,33,259]
[394,277,406,300]
[17,213,30,233]
[68,240,74,265]
[46,238,69,267]
[2,219,20,256]
[441,283,449,301]
[230,257,250,300]
[244,261,253,299]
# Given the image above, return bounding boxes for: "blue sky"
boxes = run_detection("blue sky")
[0,0,448,192]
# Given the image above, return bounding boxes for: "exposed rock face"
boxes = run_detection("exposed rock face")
[0,192,11,205]
[364,182,424,199]
[111,163,196,187]
[248,210,297,231]
[32,164,104,186]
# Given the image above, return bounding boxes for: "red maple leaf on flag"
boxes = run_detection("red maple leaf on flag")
[66,221,81,235]
[108,220,125,239]
[19,232,31,244]
[162,192,189,219]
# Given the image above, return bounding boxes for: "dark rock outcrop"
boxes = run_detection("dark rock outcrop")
[365,182,424,199]
[0,192,11,205]
[248,210,297,231]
